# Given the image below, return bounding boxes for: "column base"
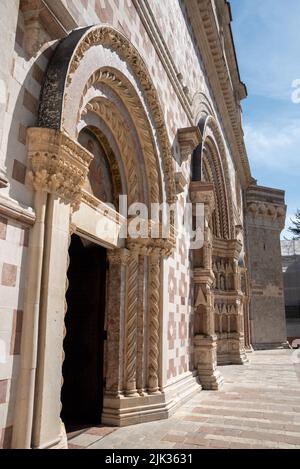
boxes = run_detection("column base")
[194,334,224,390]
[102,372,201,426]
[199,369,224,390]
[34,421,68,449]
[217,333,248,365]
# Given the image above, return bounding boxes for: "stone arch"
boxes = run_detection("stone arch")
[77,125,121,208]
[38,25,176,206]
[192,91,216,124]
[193,115,234,240]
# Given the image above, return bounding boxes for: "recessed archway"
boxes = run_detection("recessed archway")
[14,25,178,449]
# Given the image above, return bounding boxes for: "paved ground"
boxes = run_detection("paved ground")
[68,349,300,449]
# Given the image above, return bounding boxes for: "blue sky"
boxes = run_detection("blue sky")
[230,0,300,238]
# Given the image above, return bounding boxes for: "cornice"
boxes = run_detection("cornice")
[245,185,286,230]
[185,0,252,187]
[26,127,93,210]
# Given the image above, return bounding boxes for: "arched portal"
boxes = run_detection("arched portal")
[191,113,247,390]
[13,26,177,449]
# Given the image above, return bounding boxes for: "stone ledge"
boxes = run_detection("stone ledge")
[0,194,36,226]
[253,342,291,351]
[102,373,201,427]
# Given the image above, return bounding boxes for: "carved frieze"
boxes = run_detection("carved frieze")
[246,184,286,229]
[247,202,286,227]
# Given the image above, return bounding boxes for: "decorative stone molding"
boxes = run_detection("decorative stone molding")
[200,116,235,239]
[105,248,130,398]
[83,99,140,205]
[193,267,223,390]
[212,237,247,365]
[107,248,130,267]
[194,335,224,390]
[20,0,77,56]
[26,128,93,210]
[213,238,242,260]
[192,92,216,123]
[190,181,215,214]
[127,219,176,258]
[247,202,286,226]
[185,0,252,186]
[246,184,286,230]
[38,25,177,205]
[177,126,201,163]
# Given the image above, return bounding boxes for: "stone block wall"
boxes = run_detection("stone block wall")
[246,185,287,348]
[0,213,32,448]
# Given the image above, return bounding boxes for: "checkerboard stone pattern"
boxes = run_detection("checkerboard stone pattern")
[0,218,29,448]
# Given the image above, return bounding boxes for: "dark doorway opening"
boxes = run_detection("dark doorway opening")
[61,234,107,432]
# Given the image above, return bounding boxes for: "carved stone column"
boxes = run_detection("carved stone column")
[105,248,130,397]
[190,182,223,390]
[124,245,140,397]
[13,127,92,449]
[147,247,162,394]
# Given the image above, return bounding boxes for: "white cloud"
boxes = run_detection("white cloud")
[231,0,300,101]
[244,120,300,171]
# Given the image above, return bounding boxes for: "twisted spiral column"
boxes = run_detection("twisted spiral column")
[147,247,162,394]
[106,248,130,397]
[125,246,139,396]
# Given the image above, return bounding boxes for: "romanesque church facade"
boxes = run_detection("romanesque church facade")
[0,0,287,449]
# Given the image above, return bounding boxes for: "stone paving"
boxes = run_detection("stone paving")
[68,350,300,449]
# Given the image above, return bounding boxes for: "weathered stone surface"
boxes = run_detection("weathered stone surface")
[0,0,287,449]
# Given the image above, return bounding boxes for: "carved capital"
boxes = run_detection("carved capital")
[107,248,130,266]
[126,219,176,257]
[246,184,286,230]
[27,128,93,210]
[246,202,286,228]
